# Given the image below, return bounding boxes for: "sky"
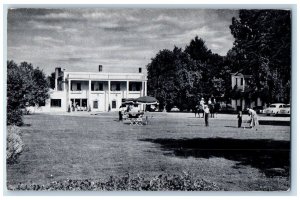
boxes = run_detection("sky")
[7,8,239,75]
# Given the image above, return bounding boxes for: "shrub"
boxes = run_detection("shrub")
[7,172,221,191]
[7,109,23,126]
[7,126,24,164]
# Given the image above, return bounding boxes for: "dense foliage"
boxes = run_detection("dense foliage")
[147,37,228,111]
[7,126,24,164]
[7,60,50,125]
[147,10,291,110]
[228,9,291,104]
[8,172,221,191]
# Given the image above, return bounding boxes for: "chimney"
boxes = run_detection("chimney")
[54,67,61,91]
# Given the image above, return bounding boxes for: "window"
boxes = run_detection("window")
[129,82,141,91]
[116,83,120,91]
[50,99,61,107]
[112,100,116,109]
[241,78,243,85]
[77,83,81,91]
[39,100,46,107]
[92,82,103,91]
[139,67,142,73]
[93,101,98,109]
[99,65,103,72]
[99,83,103,91]
[235,78,238,86]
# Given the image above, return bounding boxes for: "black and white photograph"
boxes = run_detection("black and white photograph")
[5,6,293,192]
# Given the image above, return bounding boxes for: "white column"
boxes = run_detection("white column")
[141,82,144,97]
[55,79,58,91]
[145,81,147,96]
[68,79,71,112]
[126,81,129,98]
[108,80,111,111]
[88,80,91,111]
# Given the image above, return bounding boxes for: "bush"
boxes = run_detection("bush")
[7,126,24,164]
[7,109,23,126]
[7,172,221,191]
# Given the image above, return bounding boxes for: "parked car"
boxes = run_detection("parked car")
[263,103,286,116]
[279,104,290,115]
[170,106,180,112]
[253,106,264,114]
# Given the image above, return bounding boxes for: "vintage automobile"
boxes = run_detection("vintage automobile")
[279,104,290,115]
[252,106,264,114]
[263,103,286,116]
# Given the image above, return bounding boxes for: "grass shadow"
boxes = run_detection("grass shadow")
[140,137,290,178]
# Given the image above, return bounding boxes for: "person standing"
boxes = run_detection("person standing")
[118,106,124,121]
[200,97,205,118]
[237,111,243,128]
[204,105,210,126]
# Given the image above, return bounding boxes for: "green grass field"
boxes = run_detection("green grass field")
[6,112,290,191]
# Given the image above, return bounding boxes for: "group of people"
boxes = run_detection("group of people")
[118,104,142,121]
[194,97,218,126]
[195,97,259,128]
[237,108,259,129]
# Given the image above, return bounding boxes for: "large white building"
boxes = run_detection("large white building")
[30,66,147,113]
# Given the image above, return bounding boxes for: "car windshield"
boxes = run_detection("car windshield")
[284,105,290,108]
[269,105,276,108]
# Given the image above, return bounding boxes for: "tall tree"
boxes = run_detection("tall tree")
[229,9,291,104]
[184,36,224,101]
[7,61,50,125]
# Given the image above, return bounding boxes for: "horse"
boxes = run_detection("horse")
[194,105,203,118]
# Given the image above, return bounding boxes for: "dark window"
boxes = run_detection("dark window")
[129,83,132,91]
[112,100,116,109]
[139,68,142,73]
[77,83,81,91]
[50,99,61,107]
[99,83,103,91]
[39,100,46,107]
[99,65,102,72]
[235,78,238,86]
[93,101,98,109]
[136,83,140,91]
[241,78,244,85]
[129,82,141,91]
[116,83,120,91]
[91,83,94,91]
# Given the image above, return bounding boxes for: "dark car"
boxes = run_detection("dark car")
[253,106,264,114]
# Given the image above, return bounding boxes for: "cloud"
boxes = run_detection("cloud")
[7,8,238,75]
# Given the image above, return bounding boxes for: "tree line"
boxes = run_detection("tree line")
[146,9,291,111]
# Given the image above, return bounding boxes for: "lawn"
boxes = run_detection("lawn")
[6,112,290,191]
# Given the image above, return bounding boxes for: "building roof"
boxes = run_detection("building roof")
[231,71,252,78]
[65,71,147,81]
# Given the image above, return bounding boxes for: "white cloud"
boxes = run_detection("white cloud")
[7,8,238,74]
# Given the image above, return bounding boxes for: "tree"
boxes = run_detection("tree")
[229,9,291,104]
[147,47,200,111]
[7,61,50,125]
[184,36,225,101]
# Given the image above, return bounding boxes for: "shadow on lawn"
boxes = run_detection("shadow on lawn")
[140,137,290,178]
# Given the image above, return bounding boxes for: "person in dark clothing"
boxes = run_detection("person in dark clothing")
[237,111,242,128]
[204,105,210,126]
